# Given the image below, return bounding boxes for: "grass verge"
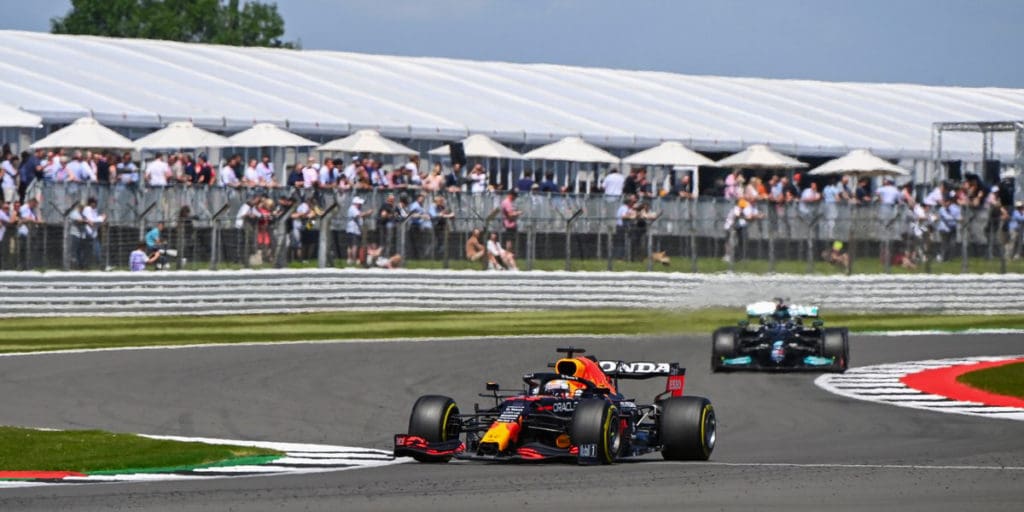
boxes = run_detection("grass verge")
[0,427,280,473]
[956,362,1024,399]
[1,310,1022,354]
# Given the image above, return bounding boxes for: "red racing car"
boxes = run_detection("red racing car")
[394,347,716,465]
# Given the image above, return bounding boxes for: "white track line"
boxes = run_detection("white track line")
[0,434,408,488]
[816,355,1024,422]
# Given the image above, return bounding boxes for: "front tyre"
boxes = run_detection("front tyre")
[570,399,620,465]
[659,396,716,461]
[822,328,849,373]
[407,395,460,462]
[711,327,739,372]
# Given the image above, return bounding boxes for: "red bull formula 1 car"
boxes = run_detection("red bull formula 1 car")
[394,347,716,465]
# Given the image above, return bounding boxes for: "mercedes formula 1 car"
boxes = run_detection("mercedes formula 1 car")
[711,299,849,373]
[394,347,716,465]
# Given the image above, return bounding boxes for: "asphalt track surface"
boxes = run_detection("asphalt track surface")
[1,333,1022,511]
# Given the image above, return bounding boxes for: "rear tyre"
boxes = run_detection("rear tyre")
[570,399,620,465]
[408,395,460,462]
[659,396,716,461]
[711,327,739,372]
[822,328,849,373]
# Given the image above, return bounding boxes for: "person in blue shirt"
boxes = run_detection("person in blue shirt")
[1008,201,1024,260]
[936,197,961,262]
[516,170,534,193]
[538,171,562,195]
[145,222,163,251]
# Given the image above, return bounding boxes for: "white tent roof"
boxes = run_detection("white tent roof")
[809,149,910,177]
[316,129,417,155]
[4,31,1024,159]
[29,117,133,149]
[428,134,522,159]
[134,121,231,149]
[622,141,716,167]
[227,122,317,147]
[523,136,619,164]
[717,144,809,170]
[0,102,41,128]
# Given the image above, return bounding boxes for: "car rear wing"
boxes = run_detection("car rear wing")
[598,361,687,397]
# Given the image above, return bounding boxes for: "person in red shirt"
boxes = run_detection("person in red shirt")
[500,190,521,251]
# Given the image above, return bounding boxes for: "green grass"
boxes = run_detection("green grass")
[957,362,1024,399]
[0,310,1021,354]
[0,427,280,473]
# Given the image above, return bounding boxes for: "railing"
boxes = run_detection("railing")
[2,182,1022,274]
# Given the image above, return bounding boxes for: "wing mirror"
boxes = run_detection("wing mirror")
[486,381,500,391]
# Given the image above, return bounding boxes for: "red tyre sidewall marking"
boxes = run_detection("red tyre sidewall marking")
[900,358,1024,408]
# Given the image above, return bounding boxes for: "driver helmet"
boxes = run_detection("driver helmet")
[543,379,571,396]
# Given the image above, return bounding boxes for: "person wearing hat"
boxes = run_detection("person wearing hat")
[722,197,763,263]
[346,196,371,265]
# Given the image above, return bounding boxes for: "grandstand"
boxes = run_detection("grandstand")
[1,30,1022,179]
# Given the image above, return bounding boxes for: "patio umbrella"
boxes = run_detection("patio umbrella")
[29,117,133,149]
[0,103,41,128]
[808,149,910,177]
[622,141,715,167]
[716,144,808,170]
[133,121,231,150]
[428,134,522,159]
[523,136,619,164]
[316,129,417,155]
[227,123,317,147]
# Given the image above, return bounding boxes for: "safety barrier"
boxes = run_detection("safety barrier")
[1,269,1021,317]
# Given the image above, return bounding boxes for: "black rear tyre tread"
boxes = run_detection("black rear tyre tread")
[660,396,715,461]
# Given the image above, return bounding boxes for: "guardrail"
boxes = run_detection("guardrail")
[1,270,1021,317]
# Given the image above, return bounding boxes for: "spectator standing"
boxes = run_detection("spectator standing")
[1,153,18,202]
[243,158,261,187]
[821,178,843,239]
[405,193,430,260]
[723,198,763,263]
[724,169,742,200]
[345,197,371,265]
[146,153,171,187]
[445,162,463,193]
[501,190,521,244]
[1009,201,1024,260]
[286,163,304,188]
[423,163,444,193]
[318,158,336,189]
[614,195,637,260]
[82,197,106,268]
[290,196,315,262]
[19,149,43,202]
[0,198,13,269]
[429,195,455,259]
[377,194,398,254]
[539,171,562,195]
[116,152,139,186]
[468,164,487,194]
[193,154,214,186]
[516,170,535,193]
[67,202,88,269]
[17,197,40,270]
[601,168,624,198]
[256,154,275,186]
[854,177,871,204]
[220,155,241,188]
[936,196,961,262]
[672,171,694,199]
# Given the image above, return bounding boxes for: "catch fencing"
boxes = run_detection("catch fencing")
[1,269,1021,317]
[2,182,1022,274]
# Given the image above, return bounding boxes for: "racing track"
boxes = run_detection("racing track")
[1,333,1022,511]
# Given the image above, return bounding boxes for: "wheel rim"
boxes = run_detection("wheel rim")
[703,406,717,452]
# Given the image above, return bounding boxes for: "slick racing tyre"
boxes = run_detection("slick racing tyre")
[659,396,716,461]
[822,328,850,373]
[408,395,460,462]
[570,399,621,465]
[711,327,739,372]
